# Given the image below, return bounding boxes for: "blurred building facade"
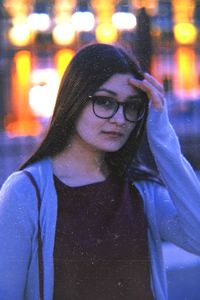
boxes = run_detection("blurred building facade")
[0,1,199,132]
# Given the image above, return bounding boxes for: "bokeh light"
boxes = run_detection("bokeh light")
[52,22,76,45]
[71,11,95,32]
[96,23,118,43]
[28,13,51,32]
[112,12,137,30]
[8,22,32,46]
[174,23,198,45]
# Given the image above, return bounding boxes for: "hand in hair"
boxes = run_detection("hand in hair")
[128,73,165,110]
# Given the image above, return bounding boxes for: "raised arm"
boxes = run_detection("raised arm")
[129,74,200,253]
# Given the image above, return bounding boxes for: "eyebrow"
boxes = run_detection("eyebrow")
[96,88,141,101]
[96,88,117,96]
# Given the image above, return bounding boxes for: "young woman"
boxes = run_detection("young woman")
[1,43,200,300]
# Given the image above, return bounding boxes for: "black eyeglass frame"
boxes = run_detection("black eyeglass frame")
[88,95,147,123]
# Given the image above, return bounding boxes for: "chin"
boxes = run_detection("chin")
[98,142,125,152]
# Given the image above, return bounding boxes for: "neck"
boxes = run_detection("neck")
[52,134,108,181]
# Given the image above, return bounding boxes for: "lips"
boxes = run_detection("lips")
[102,131,124,137]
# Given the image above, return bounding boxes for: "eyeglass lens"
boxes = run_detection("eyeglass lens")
[92,96,145,122]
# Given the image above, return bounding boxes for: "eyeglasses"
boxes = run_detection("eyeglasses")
[88,95,147,123]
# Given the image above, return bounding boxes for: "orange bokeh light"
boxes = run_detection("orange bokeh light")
[54,49,75,79]
[174,46,199,98]
[5,51,41,137]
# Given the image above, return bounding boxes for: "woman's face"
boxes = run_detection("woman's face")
[74,73,143,153]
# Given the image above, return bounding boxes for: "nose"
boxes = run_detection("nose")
[109,105,126,126]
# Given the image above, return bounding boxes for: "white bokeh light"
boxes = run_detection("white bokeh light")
[29,69,59,118]
[8,22,31,46]
[52,22,76,45]
[28,13,51,31]
[112,12,137,30]
[71,11,95,32]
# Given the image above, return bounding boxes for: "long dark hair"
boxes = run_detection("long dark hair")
[20,43,149,177]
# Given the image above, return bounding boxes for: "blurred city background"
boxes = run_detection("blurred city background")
[0,0,200,298]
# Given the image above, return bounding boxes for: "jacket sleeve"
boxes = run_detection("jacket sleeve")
[0,172,37,300]
[146,102,200,254]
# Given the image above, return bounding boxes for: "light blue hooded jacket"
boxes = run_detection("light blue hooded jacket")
[1,103,200,300]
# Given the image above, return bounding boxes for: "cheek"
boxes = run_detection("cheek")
[126,123,136,137]
[75,106,104,137]
[76,106,92,129]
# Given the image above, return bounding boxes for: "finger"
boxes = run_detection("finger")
[149,89,164,110]
[128,77,147,92]
[128,77,164,110]
[128,77,154,96]
[144,73,164,94]
[128,75,164,95]
[140,79,164,110]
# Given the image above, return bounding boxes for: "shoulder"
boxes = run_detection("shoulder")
[24,156,52,176]
[0,170,37,206]
[0,171,39,236]
[128,163,171,209]
[128,163,164,186]
[0,157,55,237]
[0,157,47,197]
[0,156,51,213]
[1,170,34,196]
[131,174,174,223]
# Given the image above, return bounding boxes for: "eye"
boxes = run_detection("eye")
[93,96,116,109]
[126,101,141,111]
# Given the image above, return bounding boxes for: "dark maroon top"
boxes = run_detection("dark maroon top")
[53,174,153,300]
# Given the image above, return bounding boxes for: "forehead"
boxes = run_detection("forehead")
[97,73,138,97]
